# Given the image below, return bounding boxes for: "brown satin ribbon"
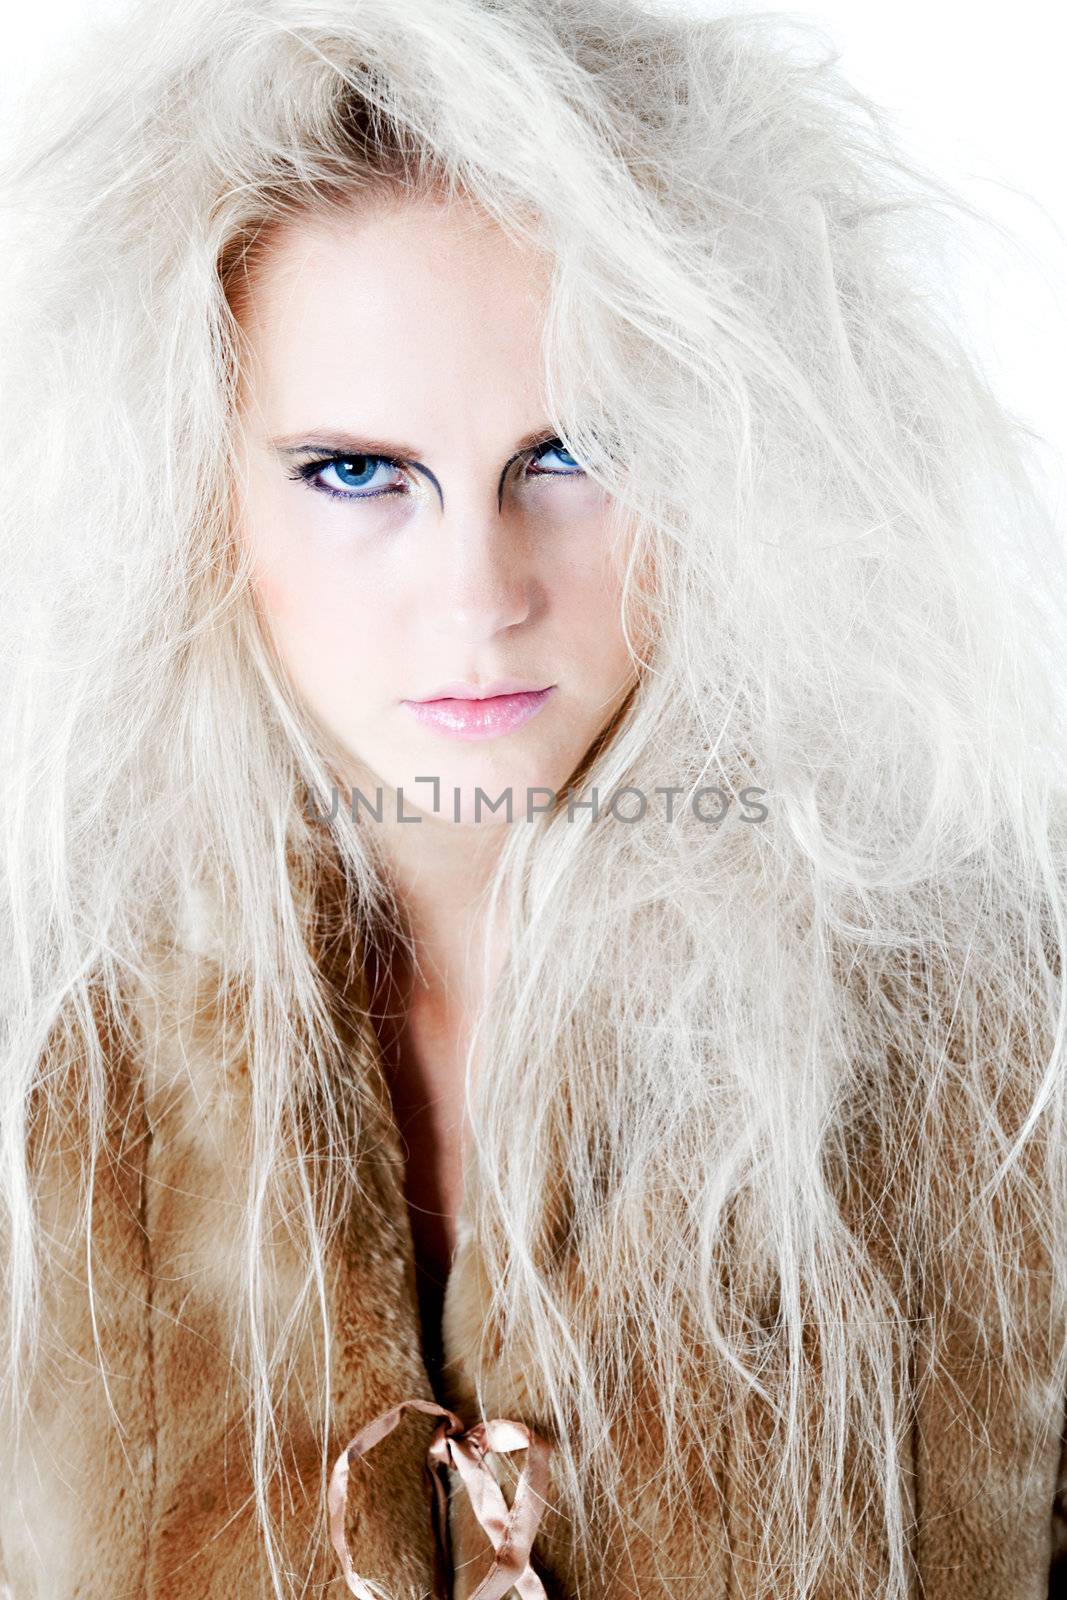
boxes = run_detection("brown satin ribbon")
[327,1396,553,1600]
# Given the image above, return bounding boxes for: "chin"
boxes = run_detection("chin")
[337,740,579,828]
[415,766,570,828]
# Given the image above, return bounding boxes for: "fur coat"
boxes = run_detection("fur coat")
[2,878,1067,1600]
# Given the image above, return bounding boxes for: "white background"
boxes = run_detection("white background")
[2,0,1064,509]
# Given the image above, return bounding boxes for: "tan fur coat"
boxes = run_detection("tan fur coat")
[2,883,1067,1599]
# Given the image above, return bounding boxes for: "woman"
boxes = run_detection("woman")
[2,0,1066,1596]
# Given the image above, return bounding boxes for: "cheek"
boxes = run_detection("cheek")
[238,485,301,622]
[241,488,349,647]
[552,527,631,664]
[248,558,296,622]
[242,521,355,688]
[246,544,405,729]
[249,540,329,645]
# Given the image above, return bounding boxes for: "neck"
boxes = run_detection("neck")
[353,777,510,1013]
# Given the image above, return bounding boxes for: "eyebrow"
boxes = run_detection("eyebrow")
[268,425,562,512]
[270,425,558,458]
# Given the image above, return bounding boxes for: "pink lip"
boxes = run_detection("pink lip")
[402,686,556,741]
[410,677,549,702]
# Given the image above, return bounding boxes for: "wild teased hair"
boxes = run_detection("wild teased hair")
[3,0,1067,1595]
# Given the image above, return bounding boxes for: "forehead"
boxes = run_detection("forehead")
[235,193,553,444]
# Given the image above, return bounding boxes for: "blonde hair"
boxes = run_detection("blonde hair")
[3,1,1067,1595]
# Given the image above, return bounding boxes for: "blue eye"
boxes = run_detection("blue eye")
[527,440,583,476]
[288,454,407,502]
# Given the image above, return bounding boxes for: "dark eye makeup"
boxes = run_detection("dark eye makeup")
[283,436,583,504]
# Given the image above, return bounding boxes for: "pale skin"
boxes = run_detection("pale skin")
[233,191,641,1369]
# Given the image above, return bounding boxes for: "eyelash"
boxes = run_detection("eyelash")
[284,438,583,503]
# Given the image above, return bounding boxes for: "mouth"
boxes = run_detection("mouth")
[400,685,556,742]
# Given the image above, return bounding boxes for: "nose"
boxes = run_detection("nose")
[426,508,539,640]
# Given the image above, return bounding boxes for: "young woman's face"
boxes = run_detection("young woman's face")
[234,192,640,826]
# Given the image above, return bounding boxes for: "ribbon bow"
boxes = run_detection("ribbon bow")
[328,1396,552,1600]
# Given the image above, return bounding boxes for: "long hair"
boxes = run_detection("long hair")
[3,1,1067,1595]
